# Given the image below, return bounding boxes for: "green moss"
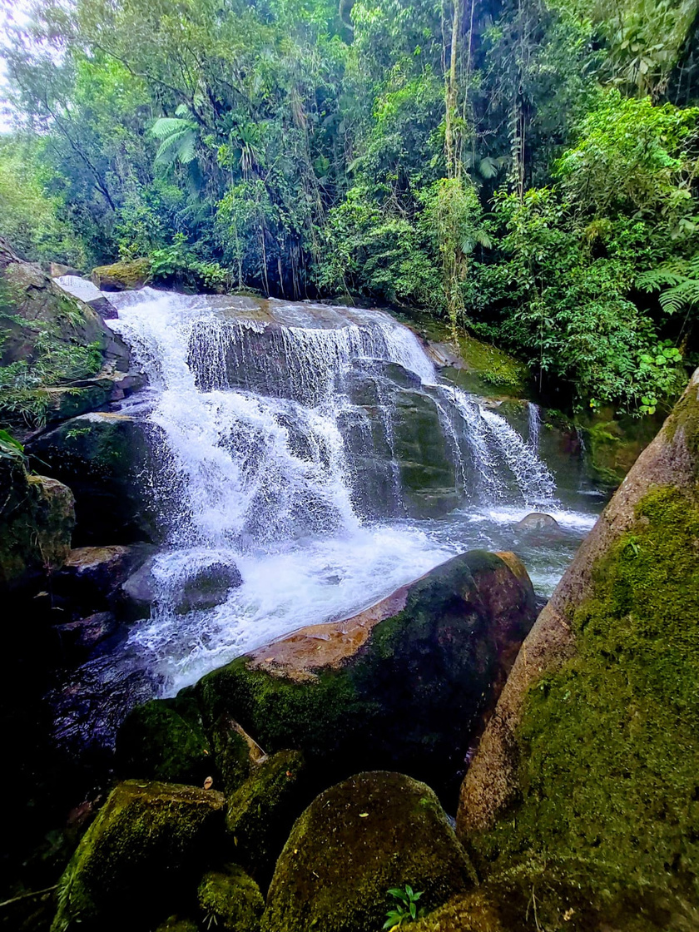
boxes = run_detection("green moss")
[92,259,151,290]
[579,409,662,487]
[262,771,474,932]
[456,332,528,391]
[225,750,308,886]
[209,714,253,795]
[52,781,226,932]
[470,487,699,929]
[116,692,213,786]
[197,865,264,932]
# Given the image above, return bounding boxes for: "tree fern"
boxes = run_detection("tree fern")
[151,106,198,171]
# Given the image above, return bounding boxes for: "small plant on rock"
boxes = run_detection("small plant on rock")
[384,885,425,929]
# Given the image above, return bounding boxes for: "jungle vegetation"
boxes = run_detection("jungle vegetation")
[1,0,698,412]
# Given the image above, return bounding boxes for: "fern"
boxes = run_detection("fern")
[151,106,198,170]
[636,254,699,314]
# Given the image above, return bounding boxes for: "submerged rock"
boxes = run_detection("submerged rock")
[458,368,699,928]
[193,550,536,801]
[51,780,225,932]
[262,771,474,932]
[514,512,560,532]
[197,864,264,932]
[175,561,243,615]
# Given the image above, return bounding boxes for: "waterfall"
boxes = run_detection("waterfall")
[528,402,541,452]
[53,283,598,739]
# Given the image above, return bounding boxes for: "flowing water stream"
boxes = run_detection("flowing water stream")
[55,284,604,746]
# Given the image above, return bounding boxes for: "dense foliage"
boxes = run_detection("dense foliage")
[1,0,698,411]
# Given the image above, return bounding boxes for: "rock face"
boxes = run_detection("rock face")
[457,368,699,928]
[0,443,75,590]
[91,259,151,290]
[28,413,163,544]
[51,780,226,932]
[262,771,474,932]
[0,238,132,433]
[193,551,536,800]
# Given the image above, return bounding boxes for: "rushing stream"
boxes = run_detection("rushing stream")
[55,283,604,747]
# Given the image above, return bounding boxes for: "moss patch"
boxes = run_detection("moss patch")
[225,750,308,886]
[116,692,213,786]
[262,771,474,932]
[52,781,226,932]
[92,259,151,290]
[197,865,264,932]
[470,487,699,929]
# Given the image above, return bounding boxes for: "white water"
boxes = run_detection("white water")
[54,283,603,744]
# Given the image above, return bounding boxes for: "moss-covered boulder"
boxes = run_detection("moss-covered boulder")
[91,259,151,291]
[262,771,474,932]
[116,692,214,786]
[225,750,308,885]
[0,238,131,433]
[458,368,699,929]
[0,443,75,591]
[197,865,264,932]
[27,412,163,544]
[154,918,199,932]
[193,551,535,802]
[410,891,505,932]
[51,780,226,932]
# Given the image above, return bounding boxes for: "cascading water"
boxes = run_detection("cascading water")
[54,283,603,748]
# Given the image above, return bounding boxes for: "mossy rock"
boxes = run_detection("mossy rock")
[0,238,130,433]
[0,448,75,590]
[195,551,536,803]
[197,865,264,932]
[262,771,474,932]
[208,715,255,796]
[225,750,308,886]
[116,692,214,786]
[28,413,163,545]
[410,890,505,932]
[91,259,151,291]
[154,918,199,932]
[51,780,226,932]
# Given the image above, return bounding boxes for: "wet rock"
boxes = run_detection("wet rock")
[92,259,151,291]
[51,780,226,932]
[55,544,155,614]
[514,512,562,539]
[175,562,243,615]
[116,692,213,786]
[120,555,159,618]
[54,611,119,661]
[0,445,75,591]
[197,865,264,932]
[194,550,536,801]
[50,262,82,278]
[209,715,266,796]
[225,750,309,886]
[262,771,474,932]
[28,413,163,545]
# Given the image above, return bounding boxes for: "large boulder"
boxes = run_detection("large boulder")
[192,551,536,801]
[0,442,74,591]
[457,368,699,928]
[51,780,226,932]
[0,238,133,433]
[54,544,155,615]
[91,259,151,291]
[262,771,474,932]
[28,412,164,545]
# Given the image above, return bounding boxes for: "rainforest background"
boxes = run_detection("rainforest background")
[1,0,698,413]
